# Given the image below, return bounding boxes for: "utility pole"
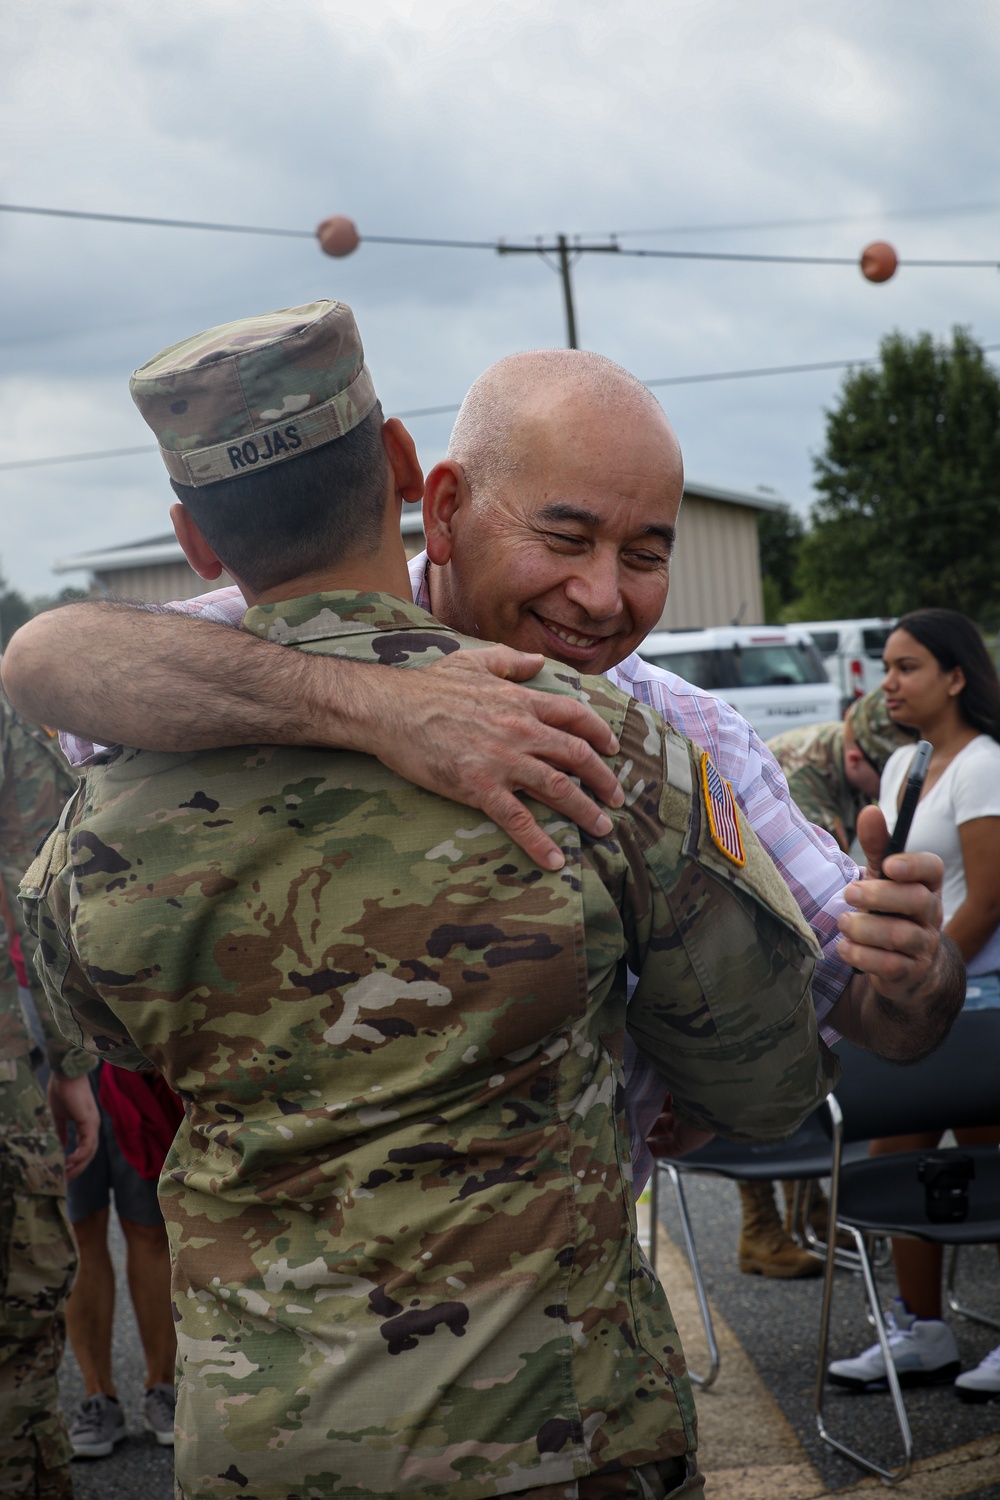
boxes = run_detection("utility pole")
[495,234,619,349]
[555,235,577,349]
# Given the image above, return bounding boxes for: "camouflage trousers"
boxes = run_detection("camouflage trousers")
[508,1455,704,1500]
[0,1056,76,1499]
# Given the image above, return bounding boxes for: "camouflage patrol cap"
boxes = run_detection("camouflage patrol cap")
[129,301,378,488]
[846,687,917,773]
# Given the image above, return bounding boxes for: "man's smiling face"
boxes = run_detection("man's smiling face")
[432,389,683,675]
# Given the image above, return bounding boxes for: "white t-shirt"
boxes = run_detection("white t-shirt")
[880,734,1000,975]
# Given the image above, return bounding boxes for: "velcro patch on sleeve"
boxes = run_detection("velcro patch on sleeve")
[699,753,745,867]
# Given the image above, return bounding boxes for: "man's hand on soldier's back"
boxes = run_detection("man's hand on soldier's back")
[372,644,623,870]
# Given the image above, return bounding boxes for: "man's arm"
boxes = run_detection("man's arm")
[614,665,963,1059]
[613,662,859,1029]
[829,804,965,1062]
[781,761,851,852]
[3,602,624,872]
[613,663,959,1065]
[594,704,835,1144]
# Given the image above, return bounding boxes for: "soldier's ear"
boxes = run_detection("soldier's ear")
[844,743,881,798]
[423,460,468,566]
[170,503,224,581]
[382,419,424,504]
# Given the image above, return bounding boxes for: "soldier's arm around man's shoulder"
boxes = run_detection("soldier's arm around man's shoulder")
[593,696,837,1143]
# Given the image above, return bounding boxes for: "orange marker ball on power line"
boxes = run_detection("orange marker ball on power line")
[860,241,898,282]
[316,216,360,257]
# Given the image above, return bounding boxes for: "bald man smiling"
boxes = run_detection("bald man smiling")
[429,351,682,677]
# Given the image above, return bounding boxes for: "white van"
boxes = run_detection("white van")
[636,624,841,741]
[796,618,896,712]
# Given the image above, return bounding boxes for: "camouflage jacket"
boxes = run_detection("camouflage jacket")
[0,691,89,1079]
[766,719,862,854]
[22,592,832,1500]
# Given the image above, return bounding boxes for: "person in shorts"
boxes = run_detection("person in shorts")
[64,1062,176,1457]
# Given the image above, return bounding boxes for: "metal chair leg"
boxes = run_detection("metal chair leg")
[799,1180,865,1274]
[945,1244,1000,1332]
[787,1179,805,1243]
[660,1163,721,1389]
[815,1097,913,1484]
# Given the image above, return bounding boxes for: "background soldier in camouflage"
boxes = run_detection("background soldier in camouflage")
[768,689,917,856]
[0,691,99,1498]
[734,689,918,1279]
[21,302,837,1500]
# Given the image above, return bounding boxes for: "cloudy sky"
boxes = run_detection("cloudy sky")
[3,0,999,597]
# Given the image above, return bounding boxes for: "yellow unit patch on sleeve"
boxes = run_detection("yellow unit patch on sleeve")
[700,753,746,867]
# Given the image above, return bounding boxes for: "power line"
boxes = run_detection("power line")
[2,200,997,269]
[618,246,1000,268]
[645,357,864,388]
[502,239,857,267]
[621,247,854,265]
[5,344,999,474]
[390,404,463,419]
[0,444,157,472]
[0,202,315,239]
[0,202,496,249]
[645,345,1000,387]
[598,200,1000,239]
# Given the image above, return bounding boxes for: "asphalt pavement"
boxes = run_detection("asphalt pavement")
[58,1215,174,1500]
[651,1171,1000,1497]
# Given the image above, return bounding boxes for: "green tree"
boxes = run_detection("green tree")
[0,566,31,651]
[0,563,89,651]
[797,328,1000,628]
[756,502,804,622]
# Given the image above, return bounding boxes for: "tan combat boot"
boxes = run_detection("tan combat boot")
[737,1179,823,1278]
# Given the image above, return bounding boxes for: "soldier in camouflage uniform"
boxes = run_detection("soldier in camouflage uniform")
[767,690,917,857]
[734,690,918,1278]
[21,302,835,1500]
[0,691,98,1497]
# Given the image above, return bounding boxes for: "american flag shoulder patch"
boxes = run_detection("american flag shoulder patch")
[699,753,746,867]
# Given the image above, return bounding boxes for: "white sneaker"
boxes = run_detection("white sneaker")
[955,1342,1000,1403]
[827,1297,960,1391]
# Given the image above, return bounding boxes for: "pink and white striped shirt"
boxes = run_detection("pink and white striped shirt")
[64,555,854,1188]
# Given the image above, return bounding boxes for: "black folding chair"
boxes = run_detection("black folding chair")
[650,1105,866,1388]
[816,1008,1000,1484]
